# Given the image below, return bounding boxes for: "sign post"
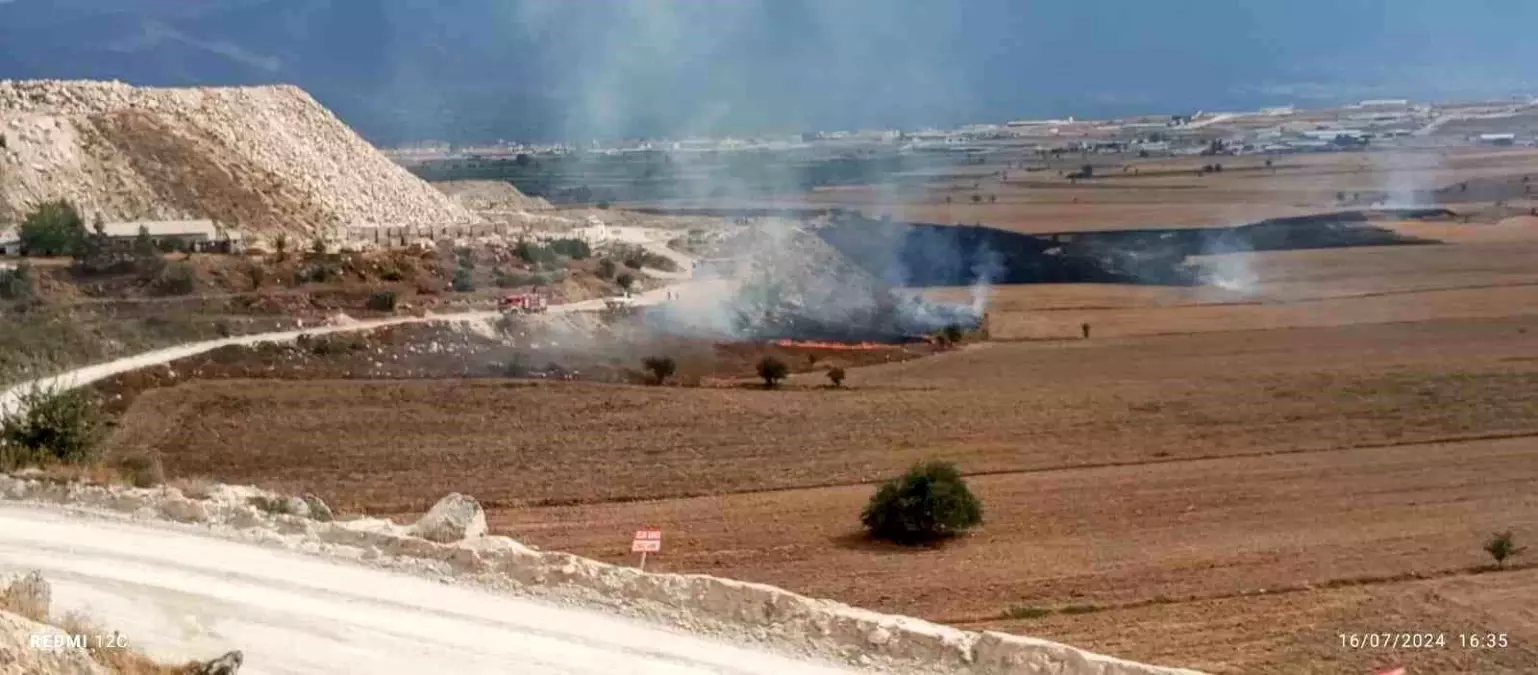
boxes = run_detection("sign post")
[631,529,662,570]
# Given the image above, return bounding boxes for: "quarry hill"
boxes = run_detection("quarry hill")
[0,80,477,241]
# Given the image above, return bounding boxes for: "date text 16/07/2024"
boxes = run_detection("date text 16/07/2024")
[1337,633,1510,649]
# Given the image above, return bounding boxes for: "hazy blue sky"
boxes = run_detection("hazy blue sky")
[2,0,1537,142]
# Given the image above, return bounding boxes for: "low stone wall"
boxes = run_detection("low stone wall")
[0,475,1204,675]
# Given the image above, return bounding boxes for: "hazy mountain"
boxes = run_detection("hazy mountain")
[3,0,1538,144]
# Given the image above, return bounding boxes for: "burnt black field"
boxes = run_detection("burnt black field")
[816,210,1445,288]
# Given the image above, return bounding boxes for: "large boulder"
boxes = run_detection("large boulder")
[410,493,487,543]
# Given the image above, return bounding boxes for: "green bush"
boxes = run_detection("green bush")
[366,290,398,312]
[548,238,592,260]
[861,461,983,545]
[641,356,676,385]
[19,200,86,257]
[616,272,636,290]
[0,385,104,468]
[943,323,965,344]
[756,356,789,388]
[452,266,476,292]
[0,264,35,301]
[150,261,197,296]
[1486,531,1525,568]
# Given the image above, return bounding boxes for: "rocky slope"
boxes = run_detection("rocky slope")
[0,80,478,243]
[434,180,553,213]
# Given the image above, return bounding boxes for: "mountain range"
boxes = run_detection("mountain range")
[4,0,1538,144]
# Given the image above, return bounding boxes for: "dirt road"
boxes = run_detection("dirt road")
[0,275,699,419]
[0,503,859,675]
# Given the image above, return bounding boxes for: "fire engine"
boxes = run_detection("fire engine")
[498,291,548,314]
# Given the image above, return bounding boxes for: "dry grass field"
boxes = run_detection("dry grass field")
[103,154,1538,673]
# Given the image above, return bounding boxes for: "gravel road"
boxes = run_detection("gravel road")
[0,503,859,675]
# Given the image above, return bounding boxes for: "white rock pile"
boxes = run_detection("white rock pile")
[0,474,1203,675]
[0,79,479,238]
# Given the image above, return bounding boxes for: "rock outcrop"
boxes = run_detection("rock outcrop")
[410,492,488,543]
[192,650,245,675]
[0,79,479,242]
[0,609,110,675]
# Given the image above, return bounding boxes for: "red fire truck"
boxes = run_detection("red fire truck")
[498,291,548,314]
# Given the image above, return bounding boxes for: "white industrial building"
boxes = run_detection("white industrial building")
[0,227,19,257]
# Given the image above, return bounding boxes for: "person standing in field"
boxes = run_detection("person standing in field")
[1081,322,1091,339]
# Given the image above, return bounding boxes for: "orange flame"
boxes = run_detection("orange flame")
[772,339,886,350]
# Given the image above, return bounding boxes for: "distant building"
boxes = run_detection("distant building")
[1478,133,1517,146]
[0,227,19,257]
[100,219,244,253]
[1357,99,1411,108]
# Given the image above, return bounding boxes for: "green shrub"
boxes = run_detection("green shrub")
[149,261,197,296]
[452,266,475,292]
[860,460,983,545]
[292,262,340,284]
[19,200,86,256]
[366,290,398,312]
[1486,531,1525,568]
[616,272,636,290]
[642,356,676,385]
[0,385,104,468]
[0,264,35,301]
[548,238,592,260]
[756,356,789,388]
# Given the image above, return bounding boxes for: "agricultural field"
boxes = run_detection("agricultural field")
[100,154,1538,673]
[800,148,1538,233]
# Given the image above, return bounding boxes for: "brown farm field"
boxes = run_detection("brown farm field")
[799,147,1538,233]
[104,165,1538,672]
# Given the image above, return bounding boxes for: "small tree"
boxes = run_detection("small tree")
[598,258,617,279]
[757,356,789,389]
[616,272,636,291]
[19,200,86,256]
[827,366,846,388]
[942,322,965,344]
[452,266,475,292]
[0,385,104,468]
[1485,531,1525,568]
[0,263,34,301]
[273,234,289,260]
[366,290,398,312]
[641,356,676,385]
[150,261,197,296]
[311,238,327,256]
[861,461,982,545]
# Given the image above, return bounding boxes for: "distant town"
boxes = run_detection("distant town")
[387,96,1538,163]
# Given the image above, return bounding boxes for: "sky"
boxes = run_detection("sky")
[2,0,1538,142]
